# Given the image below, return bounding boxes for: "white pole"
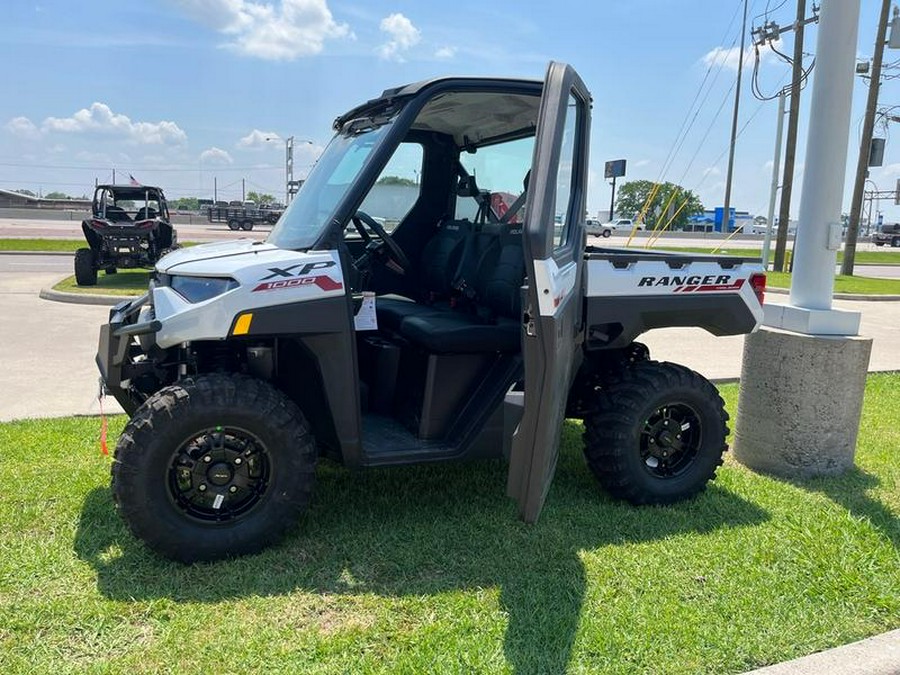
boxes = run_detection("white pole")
[789,0,861,310]
[762,89,786,269]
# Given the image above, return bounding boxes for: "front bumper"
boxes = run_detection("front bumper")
[96,293,160,415]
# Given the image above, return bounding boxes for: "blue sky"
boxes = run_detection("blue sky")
[3,0,899,221]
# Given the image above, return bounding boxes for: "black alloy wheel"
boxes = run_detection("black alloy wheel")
[582,360,728,505]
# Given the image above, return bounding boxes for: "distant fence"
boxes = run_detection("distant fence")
[0,208,220,226]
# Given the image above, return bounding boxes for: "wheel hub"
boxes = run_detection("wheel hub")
[207,462,233,486]
[640,404,701,477]
[168,427,270,522]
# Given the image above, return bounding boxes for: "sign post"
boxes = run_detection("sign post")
[604,159,626,220]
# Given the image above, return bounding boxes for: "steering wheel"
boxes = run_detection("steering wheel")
[350,211,412,275]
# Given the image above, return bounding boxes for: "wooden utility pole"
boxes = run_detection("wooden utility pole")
[842,0,892,276]
[722,0,749,233]
[773,0,807,272]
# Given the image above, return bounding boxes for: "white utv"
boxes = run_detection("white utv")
[97,63,767,562]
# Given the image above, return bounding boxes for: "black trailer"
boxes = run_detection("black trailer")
[206,206,280,231]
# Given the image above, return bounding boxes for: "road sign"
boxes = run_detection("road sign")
[604,159,626,179]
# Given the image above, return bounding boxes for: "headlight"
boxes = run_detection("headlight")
[170,276,239,303]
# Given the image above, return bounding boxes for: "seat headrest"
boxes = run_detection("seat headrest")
[457,175,480,198]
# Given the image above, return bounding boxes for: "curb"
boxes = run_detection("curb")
[740,628,900,674]
[39,287,133,306]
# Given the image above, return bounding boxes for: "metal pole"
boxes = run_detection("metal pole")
[112,168,116,184]
[214,176,217,203]
[242,178,245,203]
[842,0,892,276]
[609,176,616,220]
[790,0,861,310]
[285,136,294,204]
[762,90,786,269]
[773,0,807,272]
[722,0,748,231]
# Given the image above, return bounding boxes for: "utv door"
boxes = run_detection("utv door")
[507,62,590,522]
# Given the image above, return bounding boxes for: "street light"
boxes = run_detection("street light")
[264,135,313,205]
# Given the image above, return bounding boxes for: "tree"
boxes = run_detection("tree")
[246,191,276,205]
[44,191,71,200]
[377,176,416,187]
[615,180,703,231]
[171,197,200,211]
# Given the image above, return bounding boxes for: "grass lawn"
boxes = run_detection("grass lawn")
[639,243,900,266]
[764,271,900,295]
[0,238,88,252]
[0,375,897,674]
[53,271,150,296]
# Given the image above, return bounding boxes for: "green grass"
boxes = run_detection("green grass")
[53,271,150,296]
[1,375,898,674]
[764,271,900,295]
[0,238,87,252]
[641,243,900,265]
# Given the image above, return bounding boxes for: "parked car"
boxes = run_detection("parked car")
[872,223,900,247]
[585,218,612,237]
[609,218,642,231]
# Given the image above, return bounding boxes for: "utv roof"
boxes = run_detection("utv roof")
[95,185,166,199]
[333,76,543,131]
[334,76,544,147]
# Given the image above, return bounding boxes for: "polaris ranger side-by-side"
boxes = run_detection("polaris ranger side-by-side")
[97,62,766,562]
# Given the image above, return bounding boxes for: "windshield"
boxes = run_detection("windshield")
[268,124,390,250]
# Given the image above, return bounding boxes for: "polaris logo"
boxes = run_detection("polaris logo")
[639,274,732,287]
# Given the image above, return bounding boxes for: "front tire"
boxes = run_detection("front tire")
[111,374,316,562]
[74,248,97,286]
[602,229,612,238]
[583,361,728,505]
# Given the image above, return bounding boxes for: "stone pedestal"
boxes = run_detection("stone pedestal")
[733,326,872,479]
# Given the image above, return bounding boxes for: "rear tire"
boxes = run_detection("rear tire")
[582,361,728,505]
[227,219,240,231]
[111,373,317,563]
[602,229,612,238]
[74,248,97,286]
[241,220,254,231]
[892,236,900,247]
[105,267,117,275]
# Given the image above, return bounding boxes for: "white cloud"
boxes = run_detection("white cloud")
[376,13,420,61]
[173,0,351,60]
[237,129,281,149]
[702,39,783,72]
[703,166,721,178]
[632,159,651,168]
[41,103,187,145]
[200,146,234,164]
[5,116,41,139]
[434,46,456,60]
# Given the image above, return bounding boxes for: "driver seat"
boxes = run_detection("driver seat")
[376,218,473,331]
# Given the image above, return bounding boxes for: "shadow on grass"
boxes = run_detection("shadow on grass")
[75,425,768,673]
[790,467,899,549]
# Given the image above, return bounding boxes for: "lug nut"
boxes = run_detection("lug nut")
[234,457,242,465]
[229,486,237,493]
[203,455,211,463]
[198,484,207,492]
